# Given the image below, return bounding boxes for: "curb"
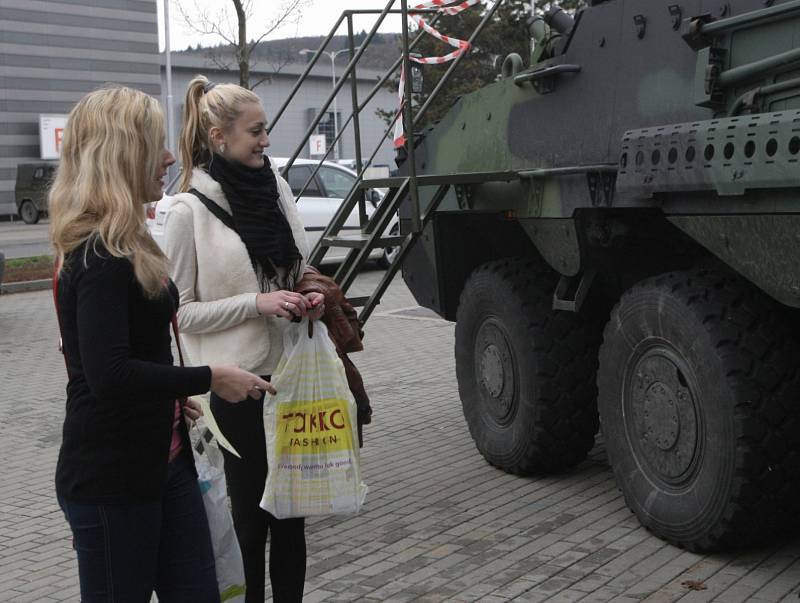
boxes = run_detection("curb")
[1,278,52,295]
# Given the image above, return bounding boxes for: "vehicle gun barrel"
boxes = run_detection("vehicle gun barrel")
[718,46,800,87]
[543,5,574,35]
[697,0,800,36]
[529,15,548,44]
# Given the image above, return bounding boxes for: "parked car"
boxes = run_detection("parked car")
[15,162,57,224]
[148,159,399,267]
[146,197,170,248]
[276,157,399,267]
[334,158,357,171]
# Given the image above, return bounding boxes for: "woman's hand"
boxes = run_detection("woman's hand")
[305,292,326,321]
[183,397,203,427]
[209,365,275,402]
[256,290,311,320]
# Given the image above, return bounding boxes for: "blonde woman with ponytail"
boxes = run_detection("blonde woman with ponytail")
[50,86,271,603]
[165,75,323,602]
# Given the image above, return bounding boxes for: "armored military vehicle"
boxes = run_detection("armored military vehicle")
[392,0,800,551]
[269,0,800,551]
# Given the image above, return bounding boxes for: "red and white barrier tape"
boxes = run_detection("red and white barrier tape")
[393,0,488,147]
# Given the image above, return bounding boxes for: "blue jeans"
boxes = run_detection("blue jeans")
[58,453,220,603]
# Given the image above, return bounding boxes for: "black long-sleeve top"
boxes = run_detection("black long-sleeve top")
[55,240,212,504]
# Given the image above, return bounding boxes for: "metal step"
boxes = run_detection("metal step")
[321,233,406,248]
[358,177,409,189]
[346,296,370,307]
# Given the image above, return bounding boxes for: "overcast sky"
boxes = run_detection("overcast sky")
[156,1,407,52]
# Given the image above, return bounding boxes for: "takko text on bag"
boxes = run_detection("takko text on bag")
[278,399,350,450]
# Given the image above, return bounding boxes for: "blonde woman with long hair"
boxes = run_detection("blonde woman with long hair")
[50,86,271,602]
[164,76,324,602]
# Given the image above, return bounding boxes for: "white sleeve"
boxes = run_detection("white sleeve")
[164,201,260,335]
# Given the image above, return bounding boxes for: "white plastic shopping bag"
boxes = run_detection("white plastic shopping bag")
[260,319,368,519]
[193,429,246,602]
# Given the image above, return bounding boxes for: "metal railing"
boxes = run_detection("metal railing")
[268,0,505,319]
[268,2,441,232]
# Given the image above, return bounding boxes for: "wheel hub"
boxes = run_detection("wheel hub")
[643,381,680,451]
[627,349,699,483]
[480,345,505,397]
[475,319,516,424]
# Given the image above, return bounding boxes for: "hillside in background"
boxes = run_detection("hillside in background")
[178,33,402,73]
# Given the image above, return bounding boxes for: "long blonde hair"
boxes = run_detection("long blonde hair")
[49,86,168,298]
[179,75,261,192]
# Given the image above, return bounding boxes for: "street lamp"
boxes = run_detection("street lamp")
[299,47,358,160]
[163,0,175,177]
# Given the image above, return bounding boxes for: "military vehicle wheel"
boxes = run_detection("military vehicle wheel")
[19,200,39,225]
[598,269,800,551]
[455,258,601,474]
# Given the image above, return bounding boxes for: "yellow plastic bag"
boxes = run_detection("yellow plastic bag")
[260,319,368,519]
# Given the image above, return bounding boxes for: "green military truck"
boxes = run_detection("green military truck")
[15,162,57,224]
[392,0,800,551]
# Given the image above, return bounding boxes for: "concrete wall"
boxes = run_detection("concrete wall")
[0,0,162,216]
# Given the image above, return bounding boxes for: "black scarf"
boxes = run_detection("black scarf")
[208,153,302,291]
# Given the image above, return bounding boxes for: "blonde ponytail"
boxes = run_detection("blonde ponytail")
[178,74,262,192]
[179,76,211,192]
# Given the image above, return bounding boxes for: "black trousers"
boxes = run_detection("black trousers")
[210,391,306,603]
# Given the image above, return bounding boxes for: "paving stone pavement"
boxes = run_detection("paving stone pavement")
[1,267,799,602]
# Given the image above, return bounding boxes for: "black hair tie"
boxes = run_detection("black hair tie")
[202,81,216,93]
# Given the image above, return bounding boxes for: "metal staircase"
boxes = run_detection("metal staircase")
[268,0,504,324]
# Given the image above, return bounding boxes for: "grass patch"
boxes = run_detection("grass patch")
[3,255,54,283]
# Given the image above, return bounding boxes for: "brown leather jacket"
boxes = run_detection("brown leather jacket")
[296,267,372,446]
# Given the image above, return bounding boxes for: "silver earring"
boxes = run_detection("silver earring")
[219,143,226,154]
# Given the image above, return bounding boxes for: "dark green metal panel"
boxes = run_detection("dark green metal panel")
[518,219,581,276]
[669,214,800,307]
[402,0,800,312]
[617,110,800,199]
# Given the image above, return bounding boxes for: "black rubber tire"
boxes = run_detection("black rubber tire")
[455,257,603,474]
[19,200,39,225]
[598,269,800,551]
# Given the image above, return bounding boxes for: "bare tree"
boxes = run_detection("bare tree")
[177,0,311,89]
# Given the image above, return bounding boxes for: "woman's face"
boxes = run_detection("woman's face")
[222,102,271,169]
[146,147,176,202]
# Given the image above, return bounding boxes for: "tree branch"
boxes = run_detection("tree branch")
[250,76,273,90]
[176,0,312,89]
[176,0,236,46]
[247,0,308,55]
[205,50,234,71]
